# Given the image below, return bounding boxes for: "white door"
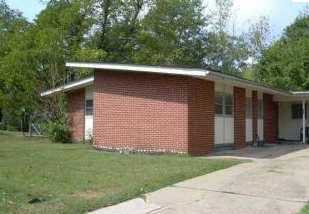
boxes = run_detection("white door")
[257,93,264,140]
[85,87,93,140]
[85,116,93,140]
[214,83,234,145]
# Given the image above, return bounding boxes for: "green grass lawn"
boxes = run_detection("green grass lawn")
[300,204,309,214]
[0,131,243,214]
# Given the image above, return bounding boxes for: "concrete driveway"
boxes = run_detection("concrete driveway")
[87,144,309,214]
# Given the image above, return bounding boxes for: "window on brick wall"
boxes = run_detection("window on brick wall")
[291,103,306,119]
[246,97,252,118]
[85,100,93,116]
[258,99,263,119]
[215,92,233,116]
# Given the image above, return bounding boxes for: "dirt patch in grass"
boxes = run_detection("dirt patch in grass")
[75,183,123,200]
[77,190,102,200]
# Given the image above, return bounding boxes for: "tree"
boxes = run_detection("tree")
[88,0,151,62]
[0,0,270,128]
[247,16,272,62]
[204,0,250,75]
[130,0,207,67]
[0,0,98,125]
[0,0,34,126]
[255,10,309,91]
[241,16,272,80]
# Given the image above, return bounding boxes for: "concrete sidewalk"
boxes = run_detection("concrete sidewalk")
[87,145,309,214]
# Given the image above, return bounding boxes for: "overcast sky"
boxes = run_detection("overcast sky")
[6,0,309,38]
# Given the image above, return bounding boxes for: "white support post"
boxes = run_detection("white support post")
[303,100,306,144]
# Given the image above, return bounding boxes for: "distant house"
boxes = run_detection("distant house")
[41,62,309,155]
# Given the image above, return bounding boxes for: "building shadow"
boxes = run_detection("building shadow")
[207,142,309,160]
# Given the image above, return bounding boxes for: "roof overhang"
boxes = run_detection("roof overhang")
[40,76,94,97]
[66,62,207,77]
[65,62,291,96]
[41,62,309,101]
[274,91,309,102]
[204,71,290,96]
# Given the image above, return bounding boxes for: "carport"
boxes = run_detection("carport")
[274,91,309,143]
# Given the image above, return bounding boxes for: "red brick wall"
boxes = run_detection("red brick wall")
[67,89,85,142]
[187,79,214,155]
[234,87,246,149]
[252,91,258,142]
[263,93,278,142]
[93,70,189,153]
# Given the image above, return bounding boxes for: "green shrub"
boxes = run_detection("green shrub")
[44,121,70,143]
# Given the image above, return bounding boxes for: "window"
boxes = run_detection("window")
[258,99,263,119]
[215,92,233,116]
[85,100,93,116]
[246,97,252,118]
[291,103,306,119]
[225,94,233,115]
[215,92,223,114]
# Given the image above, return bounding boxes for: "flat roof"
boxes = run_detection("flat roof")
[41,62,309,99]
[65,62,291,96]
[66,62,207,76]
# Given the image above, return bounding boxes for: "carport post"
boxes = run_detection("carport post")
[303,100,306,144]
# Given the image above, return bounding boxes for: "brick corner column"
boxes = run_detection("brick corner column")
[187,79,214,156]
[252,91,258,142]
[67,88,85,142]
[263,93,278,142]
[234,87,246,149]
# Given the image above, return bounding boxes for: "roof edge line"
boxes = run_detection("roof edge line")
[40,76,94,97]
[207,71,292,96]
[66,62,207,77]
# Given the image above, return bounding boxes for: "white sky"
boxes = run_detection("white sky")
[204,0,309,37]
[231,0,309,36]
[5,0,309,37]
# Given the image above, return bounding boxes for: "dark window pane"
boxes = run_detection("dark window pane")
[258,100,263,119]
[246,98,252,118]
[291,104,306,119]
[86,100,93,108]
[215,104,223,114]
[215,92,223,115]
[215,92,223,104]
[85,108,93,116]
[225,94,233,106]
[225,105,233,115]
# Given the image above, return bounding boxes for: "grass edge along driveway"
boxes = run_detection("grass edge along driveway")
[0,131,244,214]
[300,203,309,214]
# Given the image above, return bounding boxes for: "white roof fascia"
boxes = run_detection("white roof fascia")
[65,62,293,96]
[66,62,207,77]
[206,71,291,96]
[275,91,309,101]
[40,76,94,97]
[291,91,309,96]
[42,62,309,100]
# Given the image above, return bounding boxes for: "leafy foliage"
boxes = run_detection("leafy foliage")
[204,0,251,75]
[133,0,207,67]
[255,10,309,90]
[0,0,286,127]
[43,120,70,143]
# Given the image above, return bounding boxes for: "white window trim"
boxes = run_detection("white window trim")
[215,85,234,117]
